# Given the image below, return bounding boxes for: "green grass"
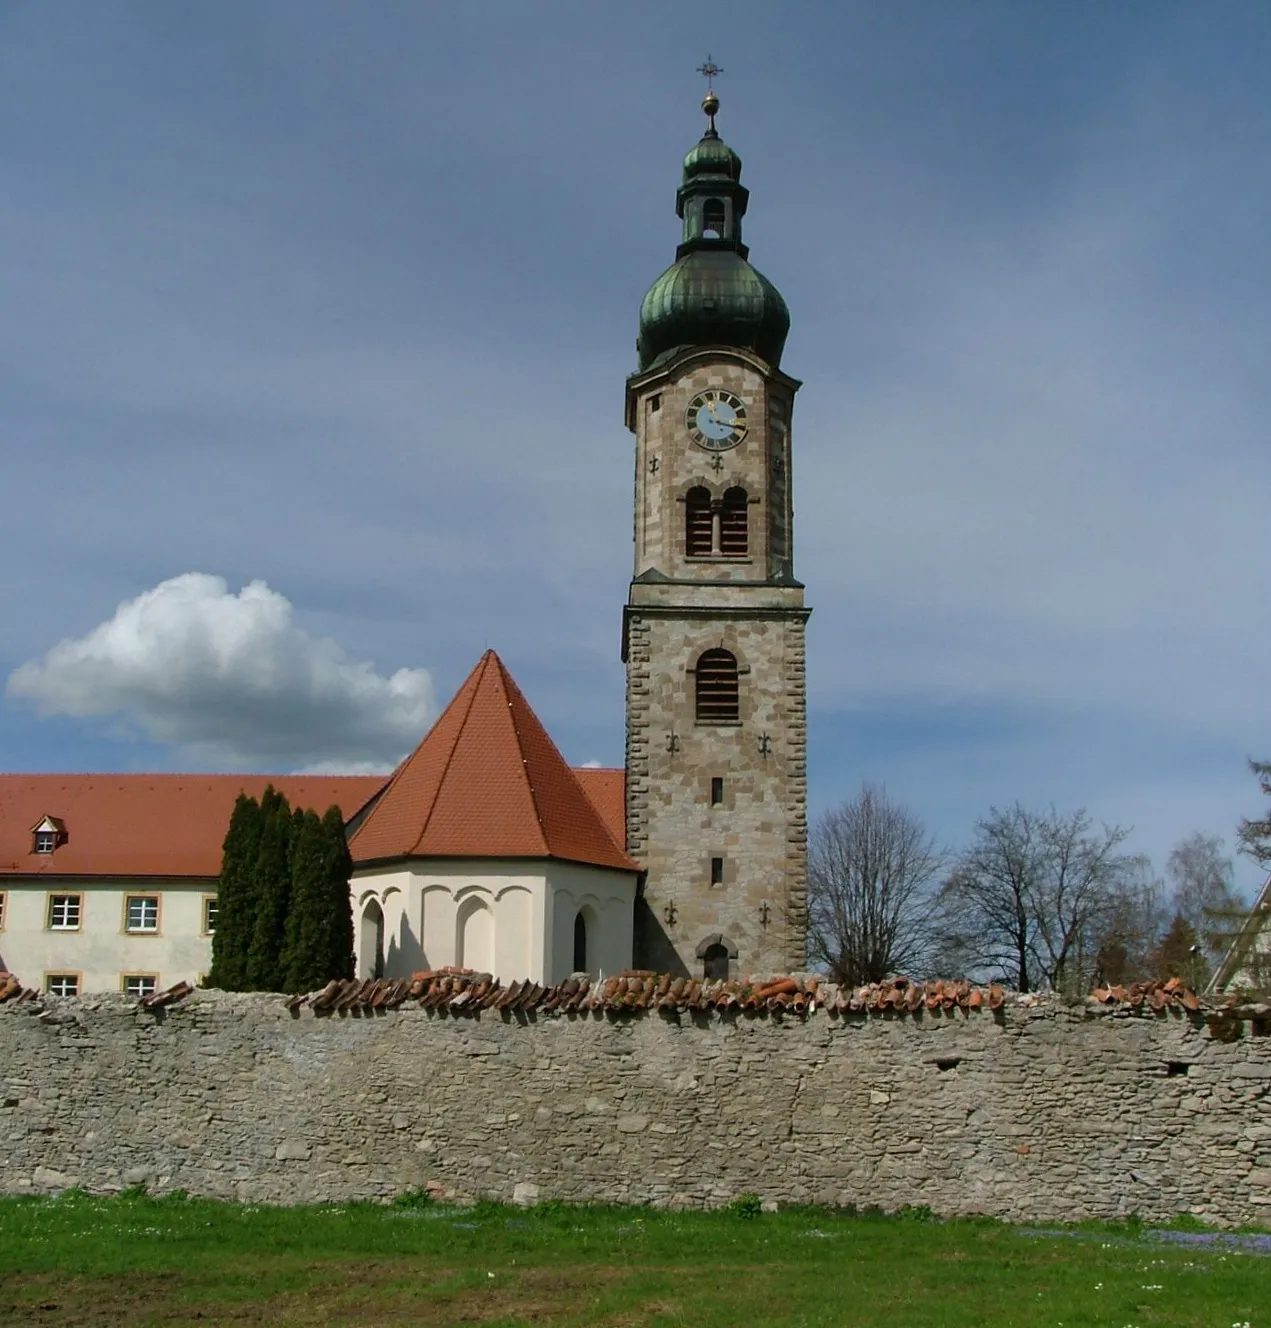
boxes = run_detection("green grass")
[0,1190,1266,1326]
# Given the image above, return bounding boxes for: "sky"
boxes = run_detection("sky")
[1,2,1268,894]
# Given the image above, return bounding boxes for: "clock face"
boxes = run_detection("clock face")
[686,390,748,451]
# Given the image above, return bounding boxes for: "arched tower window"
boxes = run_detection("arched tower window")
[702,198,726,238]
[573,910,588,974]
[695,649,739,723]
[685,486,713,557]
[703,943,730,981]
[696,934,737,981]
[720,486,748,556]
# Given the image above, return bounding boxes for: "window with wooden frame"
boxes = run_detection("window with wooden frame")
[685,486,713,557]
[0,891,6,931]
[695,649,740,723]
[47,893,82,931]
[719,486,749,556]
[124,894,160,934]
[44,973,80,997]
[122,974,157,998]
[202,895,218,935]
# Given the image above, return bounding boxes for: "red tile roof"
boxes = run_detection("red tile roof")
[0,775,385,880]
[572,767,626,850]
[349,651,637,873]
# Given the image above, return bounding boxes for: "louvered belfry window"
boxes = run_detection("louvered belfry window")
[695,649,740,722]
[720,486,748,556]
[685,486,713,557]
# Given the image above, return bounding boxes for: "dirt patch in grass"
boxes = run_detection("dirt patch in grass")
[0,1263,644,1328]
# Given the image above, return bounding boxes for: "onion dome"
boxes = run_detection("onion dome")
[683,134,742,182]
[636,91,790,372]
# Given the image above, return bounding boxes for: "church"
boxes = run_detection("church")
[0,90,810,995]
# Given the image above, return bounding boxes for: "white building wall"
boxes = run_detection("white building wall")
[547,861,636,980]
[0,879,215,994]
[351,858,636,985]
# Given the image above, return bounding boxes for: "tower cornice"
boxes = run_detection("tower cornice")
[624,345,801,431]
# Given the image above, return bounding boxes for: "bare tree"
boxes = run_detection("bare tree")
[935,805,1136,992]
[1165,831,1242,970]
[806,785,945,984]
[1090,854,1167,986]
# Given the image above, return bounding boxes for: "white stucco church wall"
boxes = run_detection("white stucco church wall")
[351,859,636,985]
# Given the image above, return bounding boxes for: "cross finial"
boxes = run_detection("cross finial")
[697,55,722,134]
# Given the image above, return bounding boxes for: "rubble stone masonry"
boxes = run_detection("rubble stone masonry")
[3,992,1271,1225]
[625,349,808,978]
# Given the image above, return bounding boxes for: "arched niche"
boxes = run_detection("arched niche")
[358,898,385,980]
[455,894,494,975]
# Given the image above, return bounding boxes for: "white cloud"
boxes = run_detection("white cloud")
[6,574,435,768]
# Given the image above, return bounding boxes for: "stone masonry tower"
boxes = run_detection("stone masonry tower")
[624,88,809,978]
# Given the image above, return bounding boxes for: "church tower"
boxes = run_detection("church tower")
[624,87,809,978]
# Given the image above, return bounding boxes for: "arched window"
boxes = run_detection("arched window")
[703,198,726,238]
[703,944,730,980]
[720,486,748,556]
[697,933,737,981]
[685,486,713,557]
[695,649,739,723]
[573,910,588,974]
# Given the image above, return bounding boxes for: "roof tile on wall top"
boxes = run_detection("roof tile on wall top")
[348,650,637,873]
[0,971,1214,1018]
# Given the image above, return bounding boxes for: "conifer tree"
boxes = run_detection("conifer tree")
[1152,912,1207,988]
[245,786,293,991]
[281,809,330,994]
[322,805,356,981]
[208,793,263,990]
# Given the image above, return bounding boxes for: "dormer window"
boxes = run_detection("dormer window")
[31,816,67,856]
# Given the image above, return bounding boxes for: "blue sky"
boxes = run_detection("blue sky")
[2,2,1268,893]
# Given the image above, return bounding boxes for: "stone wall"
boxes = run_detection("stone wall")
[3,992,1270,1225]
[625,602,808,976]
